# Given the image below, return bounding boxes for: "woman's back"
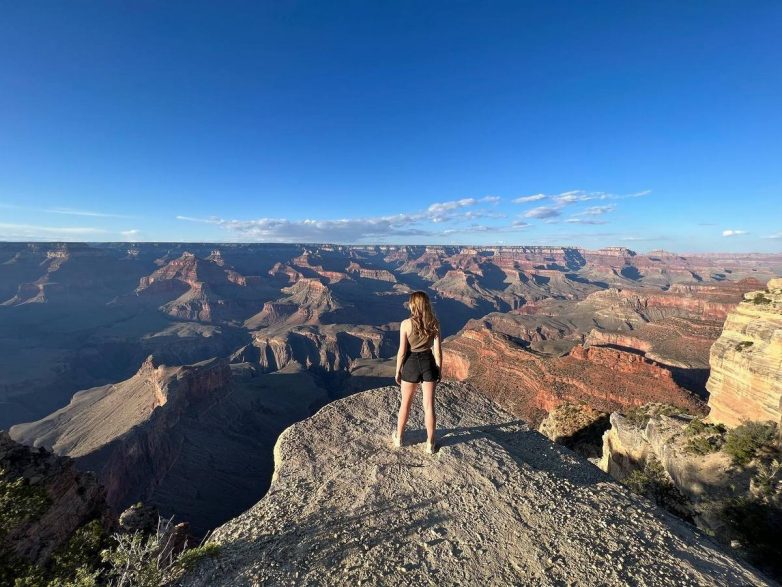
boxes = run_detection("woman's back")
[406,319,435,351]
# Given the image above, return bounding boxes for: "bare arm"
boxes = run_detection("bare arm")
[395,320,409,380]
[433,331,442,370]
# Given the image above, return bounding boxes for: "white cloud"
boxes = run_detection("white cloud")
[512,194,546,204]
[173,189,642,242]
[524,206,561,219]
[761,232,782,239]
[722,229,748,237]
[575,205,616,216]
[0,203,137,219]
[534,189,651,206]
[565,218,609,225]
[45,207,137,219]
[427,198,480,214]
[0,222,108,240]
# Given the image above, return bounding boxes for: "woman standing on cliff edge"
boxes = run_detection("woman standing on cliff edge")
[394,290,442,454]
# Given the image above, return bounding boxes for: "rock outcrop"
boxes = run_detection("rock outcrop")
[10,357,329,535]
[706,278,782,428]
[597,403,782,582]
[0,431,111,564]
[443,326,704,425]
[182,382,770,587]
[538,402,610,459]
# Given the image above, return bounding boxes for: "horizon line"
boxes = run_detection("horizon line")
[0,240,779,257]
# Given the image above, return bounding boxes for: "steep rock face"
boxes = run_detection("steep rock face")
[706,278,782,427]
[443,327,704,425]
[538,402,609,459]
[345,261,397,282]
[243,277,341,329]
[182,383,769,587]
[597,409,767,543]
[134,252,271,323]
[10,358,329,535]
[232,324,397,372]
[0,431,111,564]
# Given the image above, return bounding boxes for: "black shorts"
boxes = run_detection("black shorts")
[400,349,440,383]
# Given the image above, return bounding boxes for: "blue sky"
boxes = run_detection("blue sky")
[0,1,780,251]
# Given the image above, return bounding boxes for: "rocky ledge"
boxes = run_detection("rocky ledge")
[181,382,770,586]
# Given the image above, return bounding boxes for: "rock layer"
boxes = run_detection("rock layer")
[443,327,704,425]
[182,382,769,587]
[706,278,782,427]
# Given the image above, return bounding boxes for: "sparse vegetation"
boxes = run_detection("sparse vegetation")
[622,456,690,517]
[0,477,219,587]
[100,516,219,586]
[0,467,51,535]
[683,418,726,455]
[723,421,778,465]
[751,292,771,305]
[174,543,221,572]
[734,340,754,352]
[624,403,688,429]
[752,459,782,498]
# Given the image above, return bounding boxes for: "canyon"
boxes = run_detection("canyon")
[2,242,781,547]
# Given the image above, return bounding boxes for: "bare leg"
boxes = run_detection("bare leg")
[422,380,437,444]
[397,380,418,440]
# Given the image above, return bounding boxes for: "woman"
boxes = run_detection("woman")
[393,290,442,454]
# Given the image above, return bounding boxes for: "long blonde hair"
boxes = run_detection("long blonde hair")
[408,291,440,341]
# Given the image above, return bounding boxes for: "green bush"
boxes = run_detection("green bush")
[49,519,108,583]
[100,516,221,586]
[751,292,771,305]
[625,404,687,429]
[734,340,754,352]
[683,418,725,455]
[723,421,778,465]
[623,458,673,504]
[686,434,723,455]
[0,468,51,535]
[175,543,221,572]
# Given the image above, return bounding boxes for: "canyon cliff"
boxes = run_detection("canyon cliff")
[181,382,770,587]
[440,280,765,424]
[10,356,330,535]
[706,278,782,428]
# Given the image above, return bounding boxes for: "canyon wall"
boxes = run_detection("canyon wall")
[706,278,782,428]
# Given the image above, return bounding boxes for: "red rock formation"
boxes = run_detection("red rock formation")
[443,328,704,425]
[345,261,397,283]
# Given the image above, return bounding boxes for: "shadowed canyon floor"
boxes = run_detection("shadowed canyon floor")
[181,382,772,587]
